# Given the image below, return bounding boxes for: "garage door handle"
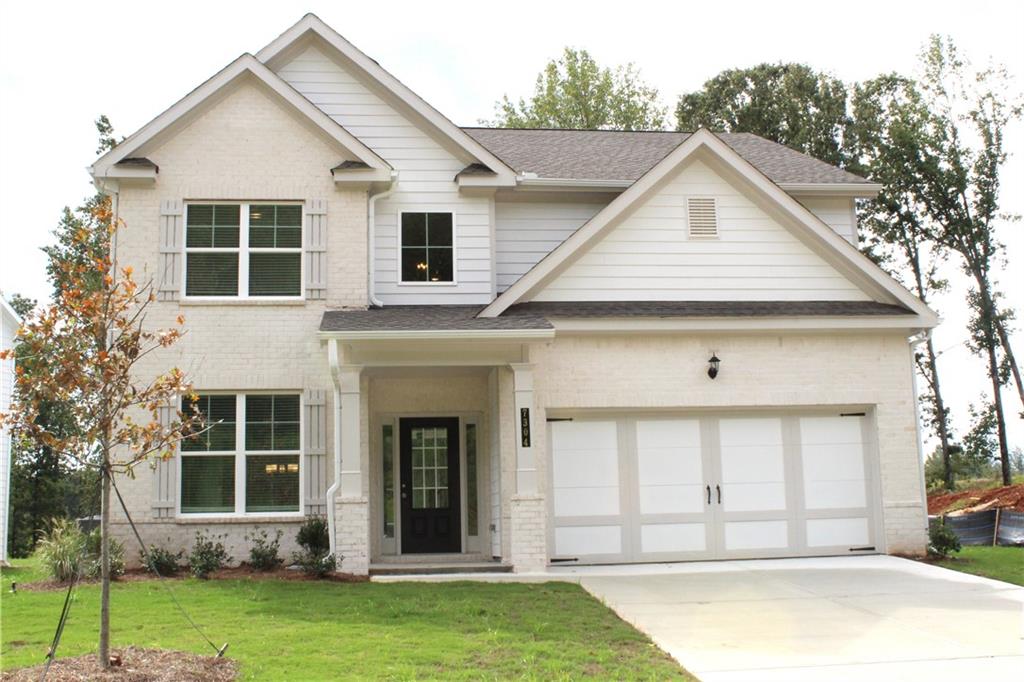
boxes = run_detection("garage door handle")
[716,484,721,504]
[706,485,711,505]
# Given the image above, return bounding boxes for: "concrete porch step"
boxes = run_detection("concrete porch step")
[369,562,513,576]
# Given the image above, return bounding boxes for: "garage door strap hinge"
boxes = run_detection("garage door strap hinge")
[839,412,866,417]
[546,417,573,422]
[549,557,579,563]
[849,546,875,552]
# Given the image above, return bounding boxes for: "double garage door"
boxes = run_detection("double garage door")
[549,412,880,564]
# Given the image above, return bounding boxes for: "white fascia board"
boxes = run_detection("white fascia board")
[1,296,21,325]
[547,314,937,333]
[89,54,390,179]
[332,167,394,184]
[780,182,883,198]
[480,129,937,325]
[317,328,554,342]
[457,173,517,189]
[256,14,518,185]
[515,177,632,191]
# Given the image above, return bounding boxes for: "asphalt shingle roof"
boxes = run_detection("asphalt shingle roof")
[320,301,911,333]
[462,128,871,186]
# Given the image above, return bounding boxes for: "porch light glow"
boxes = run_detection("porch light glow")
[416,262,427,271]
[265,464,278,474]
[707,353,721,380]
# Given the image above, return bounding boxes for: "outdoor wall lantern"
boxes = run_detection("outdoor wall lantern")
[707,353,721,379]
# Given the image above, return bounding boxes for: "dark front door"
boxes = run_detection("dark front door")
[400,417,461,553]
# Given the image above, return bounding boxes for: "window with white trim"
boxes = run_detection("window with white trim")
[185,203,303,297]
[180,393,301,515]
[400,212,454,283]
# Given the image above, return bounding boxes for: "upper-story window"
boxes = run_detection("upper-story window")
[400,212,454,283]
[185,203,303,298]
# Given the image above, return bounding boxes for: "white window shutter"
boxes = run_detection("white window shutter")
[158,200,184,300]
[687,197,719,239]
[152,400,178,518]
[304,389,328,516]
[305,200,328,300]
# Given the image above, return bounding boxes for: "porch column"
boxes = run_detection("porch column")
[509,363,547,572]
[332,353,369,575]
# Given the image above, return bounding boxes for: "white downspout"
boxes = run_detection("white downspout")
[326,338,342,558]
[367,173,398,308]
[908,329,933,548]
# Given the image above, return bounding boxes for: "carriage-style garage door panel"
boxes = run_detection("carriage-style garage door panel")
[549,412,879,564]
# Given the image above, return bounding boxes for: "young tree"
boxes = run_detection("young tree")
[848,75,957,488]
[0,203,199,667]
[675,63,852,166]
[490,47,666,130]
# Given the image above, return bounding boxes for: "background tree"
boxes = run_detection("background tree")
[0,203,199,667]
[491,47,666,130]
[848,75,957,489]
[675,63,851,166]
[886,36,1022,484]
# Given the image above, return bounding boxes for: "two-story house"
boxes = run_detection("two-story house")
[90,14,937,575]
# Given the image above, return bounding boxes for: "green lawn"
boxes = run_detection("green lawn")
[934,546,1024,586]
[1,558,692,680]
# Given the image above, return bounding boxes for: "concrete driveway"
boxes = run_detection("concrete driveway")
[558,555,1024,681]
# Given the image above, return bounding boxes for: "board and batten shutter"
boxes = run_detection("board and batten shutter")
[304,389,328,515]
[157,200,184,301]
[304,199,328,300]
[152,400,178,518]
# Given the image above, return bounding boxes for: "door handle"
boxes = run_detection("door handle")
[706,485,711,505]
[716,484,722,504]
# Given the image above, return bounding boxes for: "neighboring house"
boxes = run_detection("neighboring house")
[1,296,20,566]
[89,15,937,575]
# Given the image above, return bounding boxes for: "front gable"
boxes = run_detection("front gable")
[533,158,869,302]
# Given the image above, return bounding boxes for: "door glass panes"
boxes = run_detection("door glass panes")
[466,423,478,536]
[382,424,395,538]
[411,427,449,509]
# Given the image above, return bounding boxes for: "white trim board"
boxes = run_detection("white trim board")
[89,53,390,180]
[478,129,938,327]
[256,14,516,187]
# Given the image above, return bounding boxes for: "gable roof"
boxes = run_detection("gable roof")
[478,129,938,326]
[256,14,517,186]
[464,128,876,190]
[90,53,391,180]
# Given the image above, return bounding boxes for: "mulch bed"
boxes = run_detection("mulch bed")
[15,565,368,592]
[0,647,236,681]
[928,483,1024,515]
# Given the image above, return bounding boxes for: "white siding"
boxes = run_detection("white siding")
[800,196,858,245]
[275,44,492,304]
[1,304,18,563]
[494,199,607,292]
[533,159,870,302]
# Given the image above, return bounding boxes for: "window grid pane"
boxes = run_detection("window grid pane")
[181,455,235,513]
[249,205,302,248]
[245,395,300,451]
[411,427,449,509]
[181,395,236,452]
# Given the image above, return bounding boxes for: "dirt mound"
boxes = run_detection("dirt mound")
[1,647,236,681]
[928,483,1024,515]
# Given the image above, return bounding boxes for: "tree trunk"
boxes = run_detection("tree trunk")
[993,316,1024,413]
[98,455,111,668]
[925,336,955,489]
[986,344,1013,485]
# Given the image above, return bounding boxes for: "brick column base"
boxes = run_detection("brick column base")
[335,497,370,575]
[510,495,547,573]
[883,503,928,556]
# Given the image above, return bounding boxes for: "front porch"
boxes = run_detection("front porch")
[322,311,554,576]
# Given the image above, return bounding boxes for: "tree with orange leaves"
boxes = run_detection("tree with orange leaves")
[0,198,199,668]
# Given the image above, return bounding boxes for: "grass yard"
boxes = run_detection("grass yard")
[934,546,1024,586]
[0,558,692,680]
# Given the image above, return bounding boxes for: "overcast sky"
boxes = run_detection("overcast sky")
[1,0,1022,451]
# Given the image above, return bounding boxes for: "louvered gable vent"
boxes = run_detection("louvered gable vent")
[687,197,719,239]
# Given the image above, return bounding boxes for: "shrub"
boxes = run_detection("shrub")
[928,519,962,558]
[296,517,330,556]
[142,544,183,576]
[246,529,283,571]
[83,528,125,579]
[188,531,230,579]
[293,517,336,577]
[36,518,86,582]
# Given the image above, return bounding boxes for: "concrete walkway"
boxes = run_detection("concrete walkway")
[565,556,1024,681]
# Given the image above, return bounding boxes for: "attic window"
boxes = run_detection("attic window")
[687,197,719,239]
